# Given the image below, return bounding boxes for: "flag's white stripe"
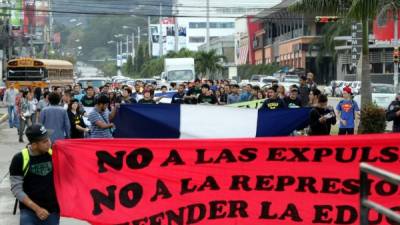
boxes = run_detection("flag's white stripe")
[179,105,258,139]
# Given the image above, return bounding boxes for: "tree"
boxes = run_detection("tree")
[134,44,145,73]
[290,0,391,107]
[124,55,134,76]
[195,50,226,79]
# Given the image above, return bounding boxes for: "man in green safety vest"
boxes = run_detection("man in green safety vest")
[9,124,60,225]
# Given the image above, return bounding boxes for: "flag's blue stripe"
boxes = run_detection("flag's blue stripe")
[256,108,311,137]
[154,91,177,98]
[114,104,180,138]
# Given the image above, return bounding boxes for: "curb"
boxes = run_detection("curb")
[0,113,8,124]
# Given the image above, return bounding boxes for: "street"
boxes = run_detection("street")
[0,106,88,225]
[0,97,392,224]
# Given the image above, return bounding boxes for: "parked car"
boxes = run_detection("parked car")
[351,81,361,95]
[323,80,344,97]
[354,83,396,109]
[250,75,268,82]
[281,74,300,83]
[252,76,279,88]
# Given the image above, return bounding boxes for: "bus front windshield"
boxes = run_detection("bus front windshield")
[7,67,46,81]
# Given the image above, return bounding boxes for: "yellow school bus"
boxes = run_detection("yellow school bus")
[5,58,74,89]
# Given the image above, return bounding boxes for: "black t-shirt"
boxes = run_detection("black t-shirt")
[261,98,286,110]
[139,99,156,104]
[284,97,303,108]
[198,94,218,104]
[309,107,337,136]
[67,110,86,138]
[172,92,186,104]
[81,95,95,107]
[9,152,59,213]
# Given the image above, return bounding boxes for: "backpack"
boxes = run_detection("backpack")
[13,148,52,215]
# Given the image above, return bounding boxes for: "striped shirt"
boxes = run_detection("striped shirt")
[88,108,113,138]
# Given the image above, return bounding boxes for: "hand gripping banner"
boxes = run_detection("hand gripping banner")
[53,134,400,225]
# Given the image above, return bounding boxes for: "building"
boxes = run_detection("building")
[151,0,280,55]
[252,0,336,84]
[235,16,262,65]
[335,10,399,84]
[198,35,235,64]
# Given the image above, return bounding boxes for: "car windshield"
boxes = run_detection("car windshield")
[78,80,106,88]
[262,78,277,83]
[372,85,395,94]
[167,70,193,81]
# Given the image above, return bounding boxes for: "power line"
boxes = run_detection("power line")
[3,7,309,20]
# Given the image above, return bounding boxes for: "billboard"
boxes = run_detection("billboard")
[151,20,187,57]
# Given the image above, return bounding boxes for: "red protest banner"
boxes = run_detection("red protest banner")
[53,134,400,225]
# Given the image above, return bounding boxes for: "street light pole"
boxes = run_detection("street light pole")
[159,2,163,57]
[394,8,399,92]
[206,0,210,52]
[148,16,152,57]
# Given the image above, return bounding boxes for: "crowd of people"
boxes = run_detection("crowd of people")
[2,74,400,225]
[2,73,400,143]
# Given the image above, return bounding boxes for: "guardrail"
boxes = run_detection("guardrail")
[360,163,400,225]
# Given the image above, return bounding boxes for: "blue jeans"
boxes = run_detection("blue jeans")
[20,209,60,225]
[7,105,19,128]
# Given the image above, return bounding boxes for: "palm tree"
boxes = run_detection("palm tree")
[195,50,226,79]
[290,0,398,108]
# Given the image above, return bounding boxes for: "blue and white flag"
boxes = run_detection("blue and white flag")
[114,104,311,139]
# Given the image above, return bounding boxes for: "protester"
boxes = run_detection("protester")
[121,88,137,104]
[33,87,42,102]
[9,124,60,225]
[197,84,218,104]
[227,84,241,104]
[309,95,336,136]
[73,84,84,101]
[36,91,50,123]
[240,84,252,102]
[18,90,32,143]
[298,76,310,107]
[88,94,116,138]
[138,90,156,104]
[132,83,143,102]
[61,90,72,110]
[307,72,318,90]
[171,84,186,104]
[3,82,19,128]
[277,85,286,99]
[81,86,95,107]
[218,86,228,105]
[308,88,321,107]
[386,92,400,133]
[257,91,265,100]
[39,92,70,143]
[261,85,286,110]
[67,99,89,139]
[336,87,360,135]
[249,86,260,101]
[284,88,302,108]
[28,91,38,124]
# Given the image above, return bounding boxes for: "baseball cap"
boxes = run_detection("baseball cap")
[343,86,352,94]
[25,124,52,143]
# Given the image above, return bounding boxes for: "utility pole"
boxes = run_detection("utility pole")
[174,0,179,52]
[206,0,210,52]
[116,41,119,57]
[148,16,152,57]
[159,2,163,57]
[138,27,141,45]
[132,32,135,58]
[126,35,129,53]
[394,8,399,92]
